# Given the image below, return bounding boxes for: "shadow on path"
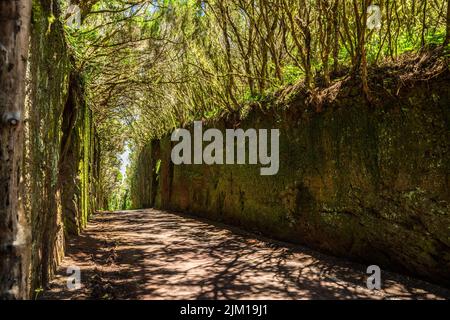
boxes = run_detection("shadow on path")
[42,209,450,300]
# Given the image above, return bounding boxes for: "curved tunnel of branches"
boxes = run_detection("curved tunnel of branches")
[0,0,450,299]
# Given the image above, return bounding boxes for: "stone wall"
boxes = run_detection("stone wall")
[132,71,450,287]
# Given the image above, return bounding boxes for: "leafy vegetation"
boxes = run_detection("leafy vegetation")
[1,0,449,299]
[60,0,450,208]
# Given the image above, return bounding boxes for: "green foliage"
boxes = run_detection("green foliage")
[64,0,449,205]
[283,65,304,85]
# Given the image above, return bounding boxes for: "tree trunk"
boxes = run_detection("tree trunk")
[0,0,32,299]
[421,0,427,48]
[444,0,450,47]
[332,0,340,74]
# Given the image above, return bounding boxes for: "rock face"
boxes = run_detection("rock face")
[132,72,450,287]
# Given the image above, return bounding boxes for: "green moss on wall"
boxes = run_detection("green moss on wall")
[25,0,99,293]
[132,72,450,287]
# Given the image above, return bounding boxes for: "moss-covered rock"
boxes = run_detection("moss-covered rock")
[134,72,450,287]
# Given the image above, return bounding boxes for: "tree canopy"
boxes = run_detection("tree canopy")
[64,0,450,208]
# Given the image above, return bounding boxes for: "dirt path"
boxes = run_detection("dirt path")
[42,209,450,300]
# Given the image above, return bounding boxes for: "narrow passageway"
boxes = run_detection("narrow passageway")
[43,209,450,300]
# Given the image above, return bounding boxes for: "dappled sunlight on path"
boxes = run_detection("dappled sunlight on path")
[43,209,450,300]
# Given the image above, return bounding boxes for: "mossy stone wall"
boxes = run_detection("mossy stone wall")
[133,73,450,286]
